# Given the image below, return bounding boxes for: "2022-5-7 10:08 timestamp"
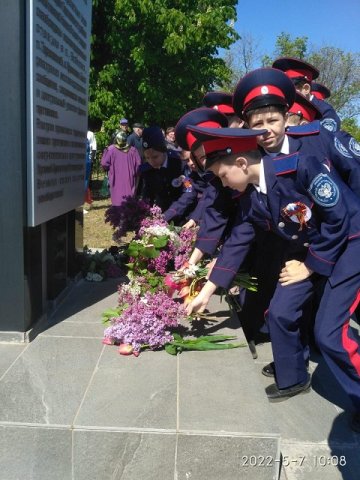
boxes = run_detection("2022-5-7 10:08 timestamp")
[241,455,347,467]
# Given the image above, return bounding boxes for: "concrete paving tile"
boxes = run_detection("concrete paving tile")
[74,348,177,430]
[40,321,105,338]
[281,441,360,480]
[257,371,356,444]
[48,277,121,326]
[178,348,279,435]
[0,425,71,480]
[0,343,26,377]
[176,433,280,480]
[73,430,176,480]
[0,337,102,425]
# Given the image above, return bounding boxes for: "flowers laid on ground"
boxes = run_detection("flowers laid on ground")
[82,247,126,281]
[103,290,187,354]
[101,204,254,357]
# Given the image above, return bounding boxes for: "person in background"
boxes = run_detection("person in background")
[87,129,97,186]
[119,118,130,134]
[165,127,182,152]
[101,130,141,206]
[127,122,144,161]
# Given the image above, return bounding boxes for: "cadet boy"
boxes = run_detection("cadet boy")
[232,68,360,198]
[272,57,341,132]
[185,125,360,432]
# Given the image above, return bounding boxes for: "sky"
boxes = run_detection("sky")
[235,0,360,59]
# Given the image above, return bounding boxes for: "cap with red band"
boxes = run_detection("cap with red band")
[203,92,235,114]
[289,92,322,123]
[311,82,331,100]
[174,107,228,151]
[233,68,296,119]
[272,57,319,83]
[185,126,267,169]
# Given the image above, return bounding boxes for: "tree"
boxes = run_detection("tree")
[308,47,360,118]
[260,33,360,121]
[262,32,308,66]
[89,0,238,148]
[222,32,262,91]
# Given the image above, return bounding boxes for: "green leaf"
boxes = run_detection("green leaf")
[152,235,169,248]
[165,344,178,355]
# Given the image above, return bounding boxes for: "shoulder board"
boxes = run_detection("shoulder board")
[286,120,320,136]
[139,163,153,173]
[272,152,300,176]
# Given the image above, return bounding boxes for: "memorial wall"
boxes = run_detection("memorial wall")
[27,0,92,226]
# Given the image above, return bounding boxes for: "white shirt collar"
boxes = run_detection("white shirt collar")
[253,160,267,194]
[264,134,290,157]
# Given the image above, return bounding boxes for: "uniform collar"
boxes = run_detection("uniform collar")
[254,160,267,194]
[264,135,290,157]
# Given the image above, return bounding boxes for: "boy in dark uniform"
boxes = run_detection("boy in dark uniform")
[137,126,184,212]
[185,126,360,432]
[272,57,341,132]
[232,68,360,198]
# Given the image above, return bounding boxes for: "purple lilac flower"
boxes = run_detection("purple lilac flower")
[104,291,186,352]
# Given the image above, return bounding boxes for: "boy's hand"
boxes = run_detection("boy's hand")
[185,293,209,316]
[279,260,313,286]
[182,219,197,230]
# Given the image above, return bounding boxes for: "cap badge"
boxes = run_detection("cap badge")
[261,86,269,95]
[143,141,148,148]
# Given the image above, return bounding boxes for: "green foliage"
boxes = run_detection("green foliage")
[259,33,360,121]
[341,118,360,141]
[165,333,246,354]
[89,0,238,144]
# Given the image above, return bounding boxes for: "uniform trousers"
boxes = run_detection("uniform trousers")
[267,273,360,410]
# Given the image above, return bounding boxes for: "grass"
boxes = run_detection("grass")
[83,179,114,249]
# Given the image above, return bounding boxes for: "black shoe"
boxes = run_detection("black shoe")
[266,374,311,402]
[262,362,275,377]
[262,360,310,378]
[350,412,360,433]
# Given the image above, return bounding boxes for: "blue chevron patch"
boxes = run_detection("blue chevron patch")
[272,152,300,176]
[286,120,320,136]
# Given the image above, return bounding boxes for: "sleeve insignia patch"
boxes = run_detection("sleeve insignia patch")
[308,173,339,207]
[334,137,353,158]
[349,138,360,157]
[320,118,337,132]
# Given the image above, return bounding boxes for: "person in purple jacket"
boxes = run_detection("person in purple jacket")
[101,130,141,206]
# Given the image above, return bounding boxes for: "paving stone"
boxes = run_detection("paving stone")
[48,277,121,326]
[74,348,177,430]
[73,430,176,480]
[0,337,102,425]
[40,321,105,338]
[176,433,280,480]
[178,348,279,435]
[0,425,71,480]
[0,343,26,377]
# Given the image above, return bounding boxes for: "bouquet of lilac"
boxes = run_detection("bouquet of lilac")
[105,196,151,242]
[127,206,197,276]
[103,290,187,355]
